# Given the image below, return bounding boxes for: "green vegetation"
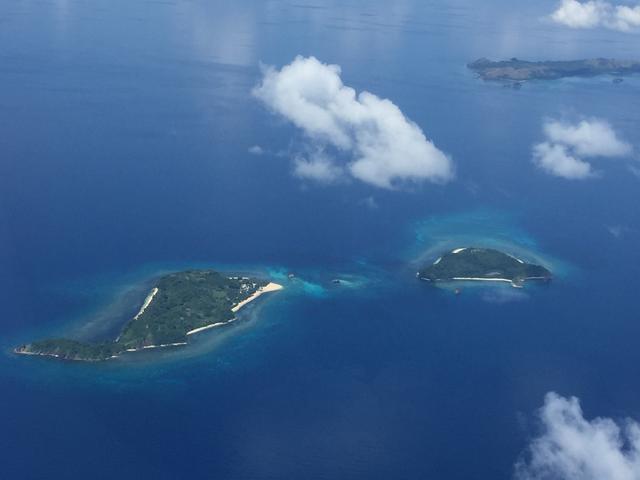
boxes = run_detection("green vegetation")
[15,339,121,362]
[419,248,551,285]
[468,58,640,82]
[15,270,269,361]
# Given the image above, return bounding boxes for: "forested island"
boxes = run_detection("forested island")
[468,58,640,82]
[418,247,551,288]
[15,270,283,361]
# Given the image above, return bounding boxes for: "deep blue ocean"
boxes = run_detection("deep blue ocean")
[2,1,640,478]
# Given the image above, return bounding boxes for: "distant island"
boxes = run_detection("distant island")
[468,58,640,82]
[418,247,551,288]
[15,270,283,362]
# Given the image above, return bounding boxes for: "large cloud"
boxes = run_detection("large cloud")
[550,0,640,32]
[515,392,640,480]
[532,118,631,179]
[253,56,453,189]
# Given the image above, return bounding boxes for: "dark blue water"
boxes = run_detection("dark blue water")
[2,1,640,478]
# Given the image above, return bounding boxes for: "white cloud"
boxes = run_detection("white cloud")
[544,120,632,158]
[515,392,640,480]
[551,0,608,27]
[292,152,344,184]
[629,164,640,178]
[532,119,631,179]
[248,145,264,155]
[253,56,453,189]
[606,224,630,238]
[550,0,640,32]
[533,142,594,179]
[359,196,379,209]
[615,5,640,31]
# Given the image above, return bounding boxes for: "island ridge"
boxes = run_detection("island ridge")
[15,270,283,361]
[468,58,640,82]
[418,247,552,288]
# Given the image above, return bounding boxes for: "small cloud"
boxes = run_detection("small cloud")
[292,151,344,184]
[550,0,640,32]
[551,0,609,28]
[359,196,379,209]
[532,118,631,180]
[607,225,624,237]
[253,55,454,189]
[248,145,264,155]
[544,119,632,158]
[606,224,633,238]
[515,392,640,480]
[533,142,594,179]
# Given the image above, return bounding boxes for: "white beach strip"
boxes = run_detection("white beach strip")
[449,276,548,288]
[231,282,284,313]
[186,318,238,336]
[133,287,159,320]
[15,350,62,358]
[126,342,187,352]
[451,277,513,283]
[451,248,467,254]
[185,282,284,337]
[505,253,525,264]
[451,277,523,288]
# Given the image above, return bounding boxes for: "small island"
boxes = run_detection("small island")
[15,270,283,362]
[418,247,551,288]
[468,58,640,82]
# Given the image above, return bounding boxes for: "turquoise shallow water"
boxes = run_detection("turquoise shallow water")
[3,207,640,479]
[411,209,574,279]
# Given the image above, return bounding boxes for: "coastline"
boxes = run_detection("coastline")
[14,340,189,362]
[186,282,284,336]
[13,348,121,362]
[420,275,550,288]
[451,277,522,288]
[125,342,188,352]
[419,246,551,288]
[442,247,526,265]
[133,287,159,320]
[186,318,238,336]
[231,282,284,313]
[14,280,285,362]
[115,287,159,342]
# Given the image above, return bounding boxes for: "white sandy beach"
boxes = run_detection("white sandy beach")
[185,282,284,336]
[451,277,515,284]
[450,276,548,288]
[450,277,525,288]
[231,282,284,313]
[186,318,237,336]
[504,252,525,264]
[450,246,526,265]
[124,342,188,353]
[134,287,158,320]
